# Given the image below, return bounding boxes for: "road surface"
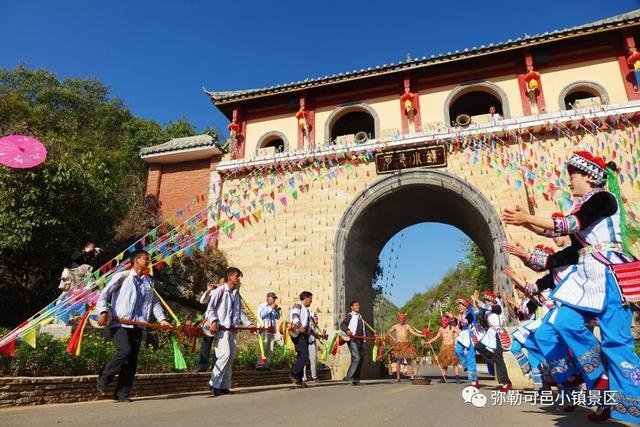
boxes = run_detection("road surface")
[0,367,598,426]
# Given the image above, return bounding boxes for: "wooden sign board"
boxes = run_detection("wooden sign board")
[375,145,447,174]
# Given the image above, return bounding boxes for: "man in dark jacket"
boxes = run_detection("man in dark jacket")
[340,300,366,385]
[71,242,101,269]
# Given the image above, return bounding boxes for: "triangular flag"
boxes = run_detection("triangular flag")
[20,328,37,349]
[0,339,16,357]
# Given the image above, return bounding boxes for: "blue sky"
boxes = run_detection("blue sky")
[2,1,638,304]
[377,224,469,307]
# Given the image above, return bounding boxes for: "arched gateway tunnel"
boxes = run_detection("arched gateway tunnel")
[333,169,510,327]
[332,169,510,378]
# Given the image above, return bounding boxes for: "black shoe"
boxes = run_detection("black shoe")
[113,397,132,403]
[456,376,460,384]
[96,376,107,396]
[220,388,234,395]
[196,367,209,373]
[300,381,308,388]
[288,374,301,385]
[352,381,360,386]
[211,388,222,397]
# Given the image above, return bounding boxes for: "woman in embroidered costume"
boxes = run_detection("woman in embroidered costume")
[504,239,586,411]
[503,268,549,390]
[502,257,583,392]
[453,296,481,387]
[503,151,640,423]
[472,290,513,392]
[426,315,460,383]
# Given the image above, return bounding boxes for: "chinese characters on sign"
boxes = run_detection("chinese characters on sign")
[375,145,446,174]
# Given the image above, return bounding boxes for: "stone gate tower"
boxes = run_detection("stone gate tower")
[142,12,640,378]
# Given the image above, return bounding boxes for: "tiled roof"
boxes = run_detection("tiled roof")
[204,10,640,105]
[140,134,217,157]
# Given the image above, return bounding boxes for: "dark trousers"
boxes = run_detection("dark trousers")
[476,341,510,385]
[198,336,214,371]
[347,340,364,381]
[291,334,309,380]
[101,327,143,399]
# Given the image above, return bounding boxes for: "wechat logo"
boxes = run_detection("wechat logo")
[461,386,487,408]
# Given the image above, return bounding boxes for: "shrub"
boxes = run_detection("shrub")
[0,331,299,376]
[269,344,297,370]
[234,342,258,371]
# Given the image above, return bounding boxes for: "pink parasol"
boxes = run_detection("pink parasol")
[0,135,47,169]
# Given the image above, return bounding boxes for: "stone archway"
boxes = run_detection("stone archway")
[333,169,510,328]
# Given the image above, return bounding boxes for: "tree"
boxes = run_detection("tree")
[0,65,213,326]
[460,238,490,292]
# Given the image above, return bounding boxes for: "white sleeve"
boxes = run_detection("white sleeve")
[206,287,224,322]
[96,272,124,314]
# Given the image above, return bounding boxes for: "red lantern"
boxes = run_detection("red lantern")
[295,108,307,127]
[628,51,640,71]
[401,91,415,114]
[227,122,239,138]
[524,69,541,92]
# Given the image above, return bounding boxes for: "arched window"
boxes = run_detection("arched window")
[325,103,379,144]
[444,81,511,126]
[559,82,609,110]
[255,131,289,156]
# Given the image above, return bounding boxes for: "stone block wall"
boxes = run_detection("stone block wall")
[0,369,331,407]
[217,128,640,335]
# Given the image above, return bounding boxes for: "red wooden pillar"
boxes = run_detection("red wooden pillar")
[616,32,640,100]
[297,94,315,149]
[231,107,248,159]
[517,48,546,115]
[400,77,422,134]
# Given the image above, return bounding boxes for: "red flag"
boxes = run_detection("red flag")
[66,310,91,356]
[331,339,340,356]
[0,339,16,357]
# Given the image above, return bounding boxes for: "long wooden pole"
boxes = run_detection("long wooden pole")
[427,342,448,383]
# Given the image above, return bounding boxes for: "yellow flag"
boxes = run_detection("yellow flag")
[39,316,55,327]
[20,328,37,348]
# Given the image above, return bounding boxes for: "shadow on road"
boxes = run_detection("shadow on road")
[134,379,398,403]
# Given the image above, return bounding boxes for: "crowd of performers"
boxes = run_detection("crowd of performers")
[499,151,640,424]
[92,151,639,424]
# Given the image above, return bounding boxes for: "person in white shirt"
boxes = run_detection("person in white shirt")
[288,291,313,387]
[95,250,170,402]
[303,309,319,382]
[340,300,366,385]
[256,291,281,369]
[205,267,254,396]
[197,277,224,372]
[489,105,502,125]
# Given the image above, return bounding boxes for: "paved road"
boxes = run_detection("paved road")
[0,367,598,427]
